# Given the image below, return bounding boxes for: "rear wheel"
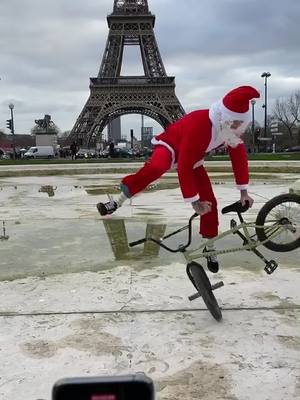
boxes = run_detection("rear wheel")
[255,193,300,252]
[188,262,222,321]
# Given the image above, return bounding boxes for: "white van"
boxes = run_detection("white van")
[24,146,55,159]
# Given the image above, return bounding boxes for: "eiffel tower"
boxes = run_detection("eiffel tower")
[69,0,185,147]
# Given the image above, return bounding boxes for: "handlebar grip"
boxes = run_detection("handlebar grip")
[129,238,147,247]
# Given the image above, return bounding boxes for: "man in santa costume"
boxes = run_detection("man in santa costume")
[97,86,260,273]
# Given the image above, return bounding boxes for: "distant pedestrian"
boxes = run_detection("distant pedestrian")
[70,141,78,160]
[109,142,115,158]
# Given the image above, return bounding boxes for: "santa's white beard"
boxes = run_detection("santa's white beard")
[220,125,243,148]
[209,100,250,148]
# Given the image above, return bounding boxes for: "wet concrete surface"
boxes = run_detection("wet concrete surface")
[0,169,299,399]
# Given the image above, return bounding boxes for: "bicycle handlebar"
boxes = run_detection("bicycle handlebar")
[129,200,252,253]
[128,238,147,247]
[129,213,198,253]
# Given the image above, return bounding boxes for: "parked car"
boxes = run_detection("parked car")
[114,147,132,158]
[99,146,152,159]
[0,148,9,159]
[99,147,131,158]
[99,148,109,158]
[283,146,300,153]
[24,146,55,159]
[76,148,97,159]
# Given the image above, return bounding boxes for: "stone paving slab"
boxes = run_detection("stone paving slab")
[0,172,299,399]
[0,309,299,400]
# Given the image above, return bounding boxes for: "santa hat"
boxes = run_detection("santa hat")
[223,86,260,114]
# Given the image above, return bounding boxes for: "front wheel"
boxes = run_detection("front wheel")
[255,193,300,252]
[188,262,222,321]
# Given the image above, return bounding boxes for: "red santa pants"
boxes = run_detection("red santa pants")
[121,146,219,238]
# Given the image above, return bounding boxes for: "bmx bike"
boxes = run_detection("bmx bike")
[129,193,300,322]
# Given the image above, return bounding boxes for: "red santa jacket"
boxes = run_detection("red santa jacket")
[152,109,249,203]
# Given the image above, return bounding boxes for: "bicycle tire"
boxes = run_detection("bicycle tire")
[189,262,222,322]
[255,193,300,252]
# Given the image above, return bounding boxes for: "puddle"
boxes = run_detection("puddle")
[1,212,298,282]
[0,218,188,281]
[84,177,180,196]
[85,186,121,195]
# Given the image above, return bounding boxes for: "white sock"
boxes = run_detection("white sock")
[206,243,216,250]
[205,241,218,261]
[116,192,128,207]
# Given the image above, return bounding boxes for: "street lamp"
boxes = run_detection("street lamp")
[8,103,16,160]
[251,99,256,153]
[261,71,271,140]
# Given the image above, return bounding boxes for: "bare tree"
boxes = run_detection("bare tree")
[273,97,296,137]
[290,91,300,144]
[290,90,300,122]
[272,92,300,146]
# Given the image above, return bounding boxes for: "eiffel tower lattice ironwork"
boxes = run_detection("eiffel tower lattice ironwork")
[69,0,185,147]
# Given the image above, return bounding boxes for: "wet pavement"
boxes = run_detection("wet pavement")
[0,167,299,399]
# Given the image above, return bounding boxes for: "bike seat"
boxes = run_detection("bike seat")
[221,200,250,215]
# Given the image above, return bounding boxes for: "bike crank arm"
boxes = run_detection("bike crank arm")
[235,230,279,275]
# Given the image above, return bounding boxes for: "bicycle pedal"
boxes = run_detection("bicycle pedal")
[264,260,278,275]
[211,281,224,291]
[189,292,201,301]
[188,282,224,302]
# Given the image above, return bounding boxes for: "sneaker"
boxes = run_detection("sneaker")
[96,200,118,216]
[203,247,219,273]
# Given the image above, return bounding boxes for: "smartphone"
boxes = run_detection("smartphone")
[52,374,155,400]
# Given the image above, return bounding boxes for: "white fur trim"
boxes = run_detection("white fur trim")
[151,138,175,168]
[193,159,204,169]
[219,100,250,121]
[237,184,249,190]
[184,194,200,203]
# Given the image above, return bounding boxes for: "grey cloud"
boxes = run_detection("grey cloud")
[0,0,300,135]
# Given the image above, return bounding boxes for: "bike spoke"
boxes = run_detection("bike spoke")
[273,229,297,245]
[263,224,281,236]
[266,200,300,245]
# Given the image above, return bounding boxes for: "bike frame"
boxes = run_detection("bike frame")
[184,218,285,263]
[129,196,299,319]
[130,211,287,267]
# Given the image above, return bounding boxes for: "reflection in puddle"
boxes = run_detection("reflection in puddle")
[39,185,57,197]
[0,221,9,241]
[84,178,180,196]
[102,219,167,261]
[85,186,120,196]
[102,219,129,260]
[143,223,167,257]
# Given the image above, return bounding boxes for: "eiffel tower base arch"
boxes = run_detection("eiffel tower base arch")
[71,77,184,147]
[68,0,185,147]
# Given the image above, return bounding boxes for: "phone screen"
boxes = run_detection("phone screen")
[53,375,154,400]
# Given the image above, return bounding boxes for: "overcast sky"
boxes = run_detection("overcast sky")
[1,0,300,139]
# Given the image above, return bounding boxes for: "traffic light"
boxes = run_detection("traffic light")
[254,128,261,144]
[6,119,12,131]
